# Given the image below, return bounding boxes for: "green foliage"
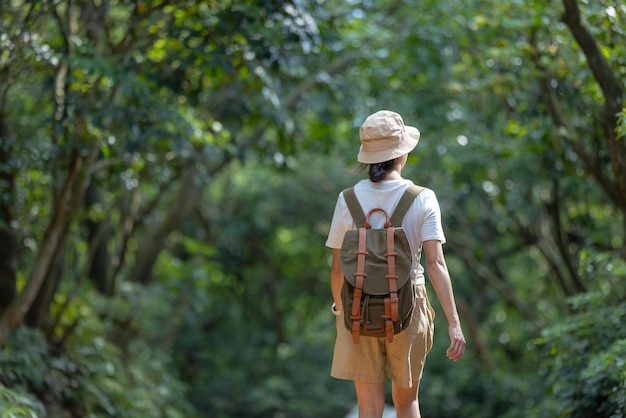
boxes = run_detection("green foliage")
[421,359,545,418]
[619,110,626,140]
[0,384,44,418]
[2,0,626,417]
[0,286,198,418]
[174,310,352,418]
[0,327,75,409]
[418,275,546,418]
[157,156,357,417]
[536,285,626,418]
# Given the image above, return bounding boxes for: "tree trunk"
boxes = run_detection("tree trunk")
[0,144,97,348]
[130,164,203,284]
[25,249,64,329]
[84,183,112,295]
[0,159,79,346]
[0,114,17,314]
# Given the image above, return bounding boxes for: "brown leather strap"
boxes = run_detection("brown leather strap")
[386,184,423,336]
[385,225,399,321]
[351,226,368,344]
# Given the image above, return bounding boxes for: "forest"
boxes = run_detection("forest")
[0,0,625,417]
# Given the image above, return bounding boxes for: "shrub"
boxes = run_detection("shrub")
[536,291,626,418]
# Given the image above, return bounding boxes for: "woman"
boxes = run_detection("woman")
[325,110,466,418]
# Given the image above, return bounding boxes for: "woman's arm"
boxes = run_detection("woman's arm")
[330,249,344,328]
[423,239,466,361]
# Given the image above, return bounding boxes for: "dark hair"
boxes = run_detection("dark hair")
[367,159,396,182]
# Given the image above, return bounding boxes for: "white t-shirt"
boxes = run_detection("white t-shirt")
[325,178,446,285]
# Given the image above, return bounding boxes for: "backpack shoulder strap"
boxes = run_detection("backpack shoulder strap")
[390,185,425,226]
[342,187,366,227]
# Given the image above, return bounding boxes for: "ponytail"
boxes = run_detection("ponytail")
[368,159,395,182]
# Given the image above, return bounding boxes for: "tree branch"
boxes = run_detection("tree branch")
[561,0,623,114]
[561,0,626,216]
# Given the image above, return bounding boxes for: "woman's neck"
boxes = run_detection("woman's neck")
[384,171,402,180]
[384,158,404,180]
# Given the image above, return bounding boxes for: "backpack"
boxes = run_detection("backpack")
[340,185,424,344]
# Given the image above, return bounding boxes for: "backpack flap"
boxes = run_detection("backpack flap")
[340,228,413,294]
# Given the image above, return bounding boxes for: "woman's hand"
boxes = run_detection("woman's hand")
[446,324,466,362]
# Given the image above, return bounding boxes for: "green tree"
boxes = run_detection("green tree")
[1,0,625,416]
[0,0,335,345]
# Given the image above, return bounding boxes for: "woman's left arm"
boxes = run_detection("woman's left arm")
[423,239,466,362]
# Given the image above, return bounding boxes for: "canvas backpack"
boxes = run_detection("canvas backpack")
[340,185,424,344]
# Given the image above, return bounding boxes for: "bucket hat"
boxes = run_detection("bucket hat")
[357,110,420,164]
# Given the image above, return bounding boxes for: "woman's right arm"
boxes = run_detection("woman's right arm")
[330,248,344,330]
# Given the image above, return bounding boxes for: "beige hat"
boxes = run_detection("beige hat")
[357,110,420,164]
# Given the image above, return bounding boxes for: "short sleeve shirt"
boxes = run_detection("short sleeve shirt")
[325,178,446,285]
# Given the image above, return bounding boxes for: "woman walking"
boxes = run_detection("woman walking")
[326,110,466,418]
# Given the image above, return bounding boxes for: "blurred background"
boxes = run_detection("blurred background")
[0,0,625,417]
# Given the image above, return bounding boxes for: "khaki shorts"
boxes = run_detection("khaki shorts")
[331,284,435,388]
